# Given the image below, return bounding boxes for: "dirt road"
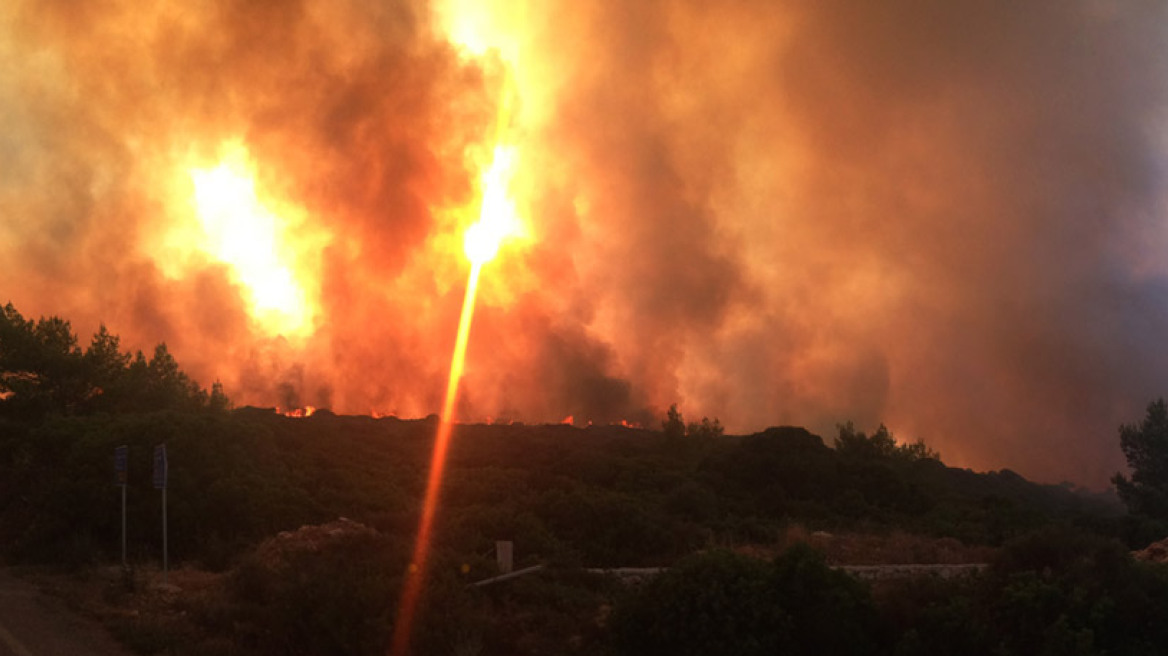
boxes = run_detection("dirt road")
[0,569,131,656]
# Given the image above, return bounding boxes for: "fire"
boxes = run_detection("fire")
[279,406,316,418]
[435,0,521,66]
[464,145,521,265]
[185,142,323,337]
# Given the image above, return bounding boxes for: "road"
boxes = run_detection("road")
[0,569,132,656]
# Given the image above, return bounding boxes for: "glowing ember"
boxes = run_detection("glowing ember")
[187,143,318,337]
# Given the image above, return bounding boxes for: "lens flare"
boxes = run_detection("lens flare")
[390,260,482,656]
[391,59,524,656]
[391,146,518,655]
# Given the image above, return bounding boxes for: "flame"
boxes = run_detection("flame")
[183,142,324,337]
[464,145,521,265]
[562,415,574,425]
[279,406,316,418]
[435,0,521,66]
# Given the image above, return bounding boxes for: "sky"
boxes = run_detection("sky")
[2,0,1167,486]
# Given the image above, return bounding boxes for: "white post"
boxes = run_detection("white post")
[496,540,513,574]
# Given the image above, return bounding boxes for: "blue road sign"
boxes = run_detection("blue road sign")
[114,445,128,486]
[152,444,167,490]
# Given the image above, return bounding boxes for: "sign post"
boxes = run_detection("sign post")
[153,444,168,584]
[114,446,128,569]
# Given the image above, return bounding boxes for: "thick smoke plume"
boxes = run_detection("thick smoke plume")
[2,0,1167,485]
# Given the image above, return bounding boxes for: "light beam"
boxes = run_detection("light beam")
[390,68,517,655]
[390,260,482,656]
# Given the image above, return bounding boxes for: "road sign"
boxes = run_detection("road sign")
[114,445,128,486]
[152,444,167,490]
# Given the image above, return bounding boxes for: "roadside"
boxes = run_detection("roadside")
[0,568,134,656]
[16,565,235,656]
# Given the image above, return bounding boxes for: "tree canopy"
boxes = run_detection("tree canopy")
[835,422,940,463]
[0,302,227,419]
[1113,399,1168,520]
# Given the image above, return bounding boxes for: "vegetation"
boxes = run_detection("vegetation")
[880,526,1168,655]
[1114,399,1168,519]
[610,545,882,655]
[3,302,1166,655]
[0,303,228,419]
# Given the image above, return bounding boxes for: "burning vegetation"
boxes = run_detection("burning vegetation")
[3,0,1168,489]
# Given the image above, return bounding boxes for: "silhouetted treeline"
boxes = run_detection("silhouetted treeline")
[0,408,1124,565]
[0,303,228,419]
[4,304,1165,655]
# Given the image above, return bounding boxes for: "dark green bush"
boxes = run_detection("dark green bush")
[610,546,885,656]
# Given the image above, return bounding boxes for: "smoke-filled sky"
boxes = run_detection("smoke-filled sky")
[3,0,1167,486]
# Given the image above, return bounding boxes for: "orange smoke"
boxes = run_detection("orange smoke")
[3,0,1168,487]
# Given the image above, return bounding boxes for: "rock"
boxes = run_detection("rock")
[252,518,378,568]
[1133,537,1168,563]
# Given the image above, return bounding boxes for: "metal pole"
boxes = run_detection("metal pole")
[162,486,168,585]
[121,484,127,569]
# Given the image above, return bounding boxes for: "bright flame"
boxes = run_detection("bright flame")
[464,146,520,265]
[435,0,521,66]
[187,143,317,337]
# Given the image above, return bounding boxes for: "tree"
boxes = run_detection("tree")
[835,422,940,463]
[1113,399,1168,520]
[662,403,685,441]
[662,404,724,440]
[0,303,89,417]
[0,302,226,418]
[687,416,724,439]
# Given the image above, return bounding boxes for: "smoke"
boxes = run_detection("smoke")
[2,0,1167,485]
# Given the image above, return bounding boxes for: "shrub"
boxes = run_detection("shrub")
[610,546,885,656]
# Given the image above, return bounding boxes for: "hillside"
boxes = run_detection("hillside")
[4,303,1166,655]
[0,408,1125,570]
[6,407,1166,655]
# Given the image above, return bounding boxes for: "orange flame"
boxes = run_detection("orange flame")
[175,141,328,338]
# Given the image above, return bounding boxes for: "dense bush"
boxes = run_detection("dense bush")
[228,530,402,655]
[881,526,1168,656]
[610,546,885,656]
